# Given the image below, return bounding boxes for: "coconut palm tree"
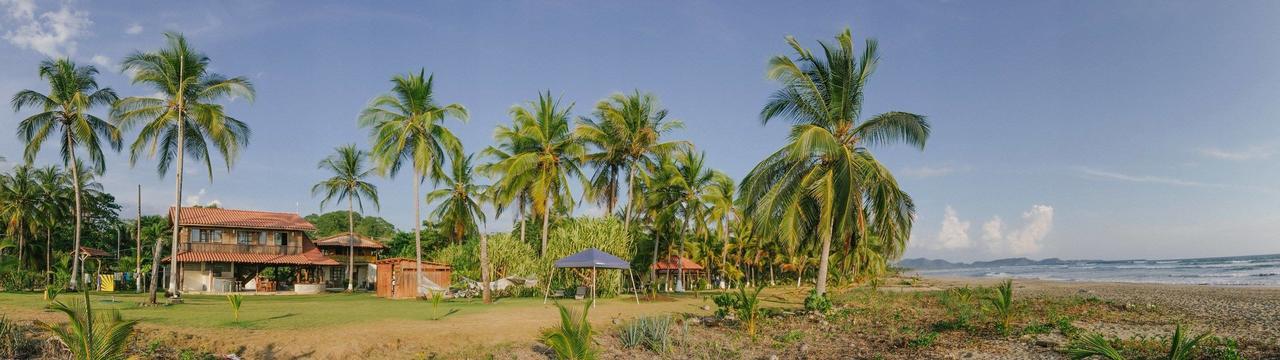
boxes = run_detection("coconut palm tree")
[112,32,255,298]
[426,151,492,303]
[740,28,928,296]
[34,166,71,283]
[12,59,121,289]
[484,92,585,257]
[0,165,40,270]
[312,144,380,292]
[576,91,686,233]
[358,69,466,290]
[666,149,722,290]
[701,173,737,285]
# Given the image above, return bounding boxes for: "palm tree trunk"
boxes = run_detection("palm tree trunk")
[539,196,550,258]
[148,232,163,304]
[479,229,491,304]
[677,211,690,292]
[68,142,83,291]
[413,170,423,296]
[18,228,25,272]
[168,107,186,299]
[649,230,660,293]
[45,228,51,285]
[623,167,636,233]
[347,197,355,292]
[518,207,526,245]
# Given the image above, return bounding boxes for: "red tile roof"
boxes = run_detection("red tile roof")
[651,256,704,271]
[169,207,315,231]
[164,248,340,266]
[313,233,387,249]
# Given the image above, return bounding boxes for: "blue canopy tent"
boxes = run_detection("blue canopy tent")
[543,248,641,304]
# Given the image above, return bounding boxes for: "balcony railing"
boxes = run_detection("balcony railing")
[181,242,301,255]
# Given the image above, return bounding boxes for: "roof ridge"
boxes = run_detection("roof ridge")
[171,206,302,216]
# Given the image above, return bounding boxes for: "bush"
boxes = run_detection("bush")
[617,315,674,353]
[0,271,39,292]
[803,289,832,314]
[0,316,39,359]
[712,292,739,318]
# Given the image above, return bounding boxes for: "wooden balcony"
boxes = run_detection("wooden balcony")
[327,254,377,264]
[181,242,301,255]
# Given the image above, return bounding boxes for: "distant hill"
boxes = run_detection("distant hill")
[896,257,1071,270]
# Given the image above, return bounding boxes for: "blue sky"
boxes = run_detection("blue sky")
[2,0,1278,261]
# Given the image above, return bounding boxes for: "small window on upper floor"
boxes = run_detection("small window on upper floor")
[274,232,289,246]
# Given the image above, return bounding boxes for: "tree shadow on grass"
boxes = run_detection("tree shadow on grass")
[235,343,315,360]
[225,313,299,329]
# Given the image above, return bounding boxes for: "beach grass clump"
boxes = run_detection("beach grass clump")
[934,286,980,332]
[617,315,674,353]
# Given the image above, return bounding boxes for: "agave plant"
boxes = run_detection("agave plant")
[542,300,595,360]
[39,290,139,360]
[226,294,244,323]
[986,280,1014,335]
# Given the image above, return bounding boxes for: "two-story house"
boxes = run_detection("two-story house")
[164,207,340,294]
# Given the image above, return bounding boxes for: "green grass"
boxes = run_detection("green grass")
[0,291,536,330]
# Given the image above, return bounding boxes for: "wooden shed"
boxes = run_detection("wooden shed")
[374,258,452,299]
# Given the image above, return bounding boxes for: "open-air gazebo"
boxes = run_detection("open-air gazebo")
[543,248,641,304]
[652,255,705,292]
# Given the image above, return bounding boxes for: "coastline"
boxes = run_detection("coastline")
[913,275,1280,347]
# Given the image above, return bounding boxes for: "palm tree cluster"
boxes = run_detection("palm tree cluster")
[0,164,114,287]
[4,27,928,300]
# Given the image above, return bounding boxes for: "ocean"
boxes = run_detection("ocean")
[908,253,1280,286]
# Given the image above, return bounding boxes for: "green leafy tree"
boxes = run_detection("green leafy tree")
[576,91,687,232]
[312,144,380,292]
[359,69,467,292]
[12,59,121,289]
[34,166,72,282]
[113,32,255,298]
[0,165,39,270]
[740,28,929,295]
[484,92,585,257]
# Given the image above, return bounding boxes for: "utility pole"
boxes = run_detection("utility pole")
[136,185,143,293]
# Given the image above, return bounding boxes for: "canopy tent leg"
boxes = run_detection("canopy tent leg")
[629,269,640,304]
[590,267,597,308]
[542,267,556,304]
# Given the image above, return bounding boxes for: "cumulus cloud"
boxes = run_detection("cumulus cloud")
[932,206,972,250]
[1,0,91,57]
[982,205,1054,255]
[184,188,222,207]
[125,22,142,35]
[90,54,109,67]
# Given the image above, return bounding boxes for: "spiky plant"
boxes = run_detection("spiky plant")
[541,300,595,360]
[39,290,139,360]
[1167,324,1211,360]
[1066,333,1126,360]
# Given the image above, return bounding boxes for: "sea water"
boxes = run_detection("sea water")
[910,254,1280,286]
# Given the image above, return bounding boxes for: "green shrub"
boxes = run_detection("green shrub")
[541,301,595,360]
[734,285,765,336]
[711,293,739,318]
[0,271,38,292]
[803,289,832,314]
[775,330,804,344]
[617,315,674,352]
[908,331,939,348]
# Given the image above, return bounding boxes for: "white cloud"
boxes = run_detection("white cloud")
[125,22,142,35]
[982,205,1054,256]
[1197,145,1273,161]
[932,206,973,250]
[901,165,963,178]
[1,0,91,57]
[90,54,109,67]
[184,188,220,207]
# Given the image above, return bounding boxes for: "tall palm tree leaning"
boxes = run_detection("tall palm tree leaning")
[740,28,928,296]
[426,151,491,303]
[113,32,255,300]
[576,91,686,234]
[12,59,122,290]
[485,92,584,257]
[359,69,466,294]
[312,144,380,292]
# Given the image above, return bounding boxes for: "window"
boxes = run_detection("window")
[190,229,203,243]
[237,231,258,245]
[274,232,289,246]
[191,229,221,243]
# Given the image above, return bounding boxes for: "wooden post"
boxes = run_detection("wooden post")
[590,267,597,305]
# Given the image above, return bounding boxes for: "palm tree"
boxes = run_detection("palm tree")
[740,28,928,296]
[576,91,686,233]
[0,165,40,270]
[701,173,736,285]
[484,92,585,257]
[113,32,255,298]
[12,59,121,290]
[667,149,721,290]
[312,144,380,292]
[359,69,467,291]
[34,166,71,283]
[426,151,492,303]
